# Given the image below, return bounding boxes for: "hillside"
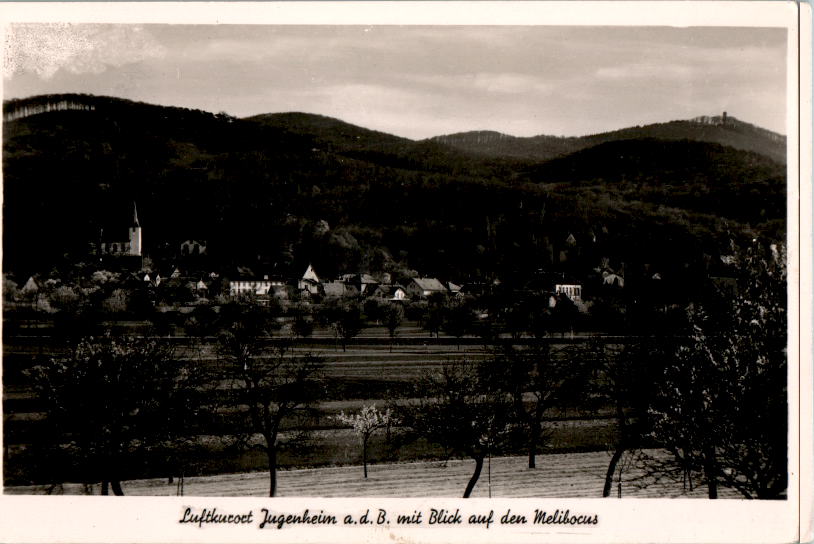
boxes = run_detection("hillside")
[245,112,529,178]
[522,138,786,225]
[430,116,787,164]
[3,94,786,291]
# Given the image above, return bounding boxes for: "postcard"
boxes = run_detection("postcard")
[0,2,810,543]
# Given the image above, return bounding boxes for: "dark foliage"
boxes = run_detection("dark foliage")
[4,94,785,302]
[25,334,201,493]
[647,241,787,499]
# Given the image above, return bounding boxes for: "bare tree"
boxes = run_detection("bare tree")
[383,303,404,352]
[484,340,587,470]
[399,359,513,498]
[424,303,445,338]
[217,305,323,497]
[580,338,660,497]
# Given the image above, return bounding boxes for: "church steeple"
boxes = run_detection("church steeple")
[128,202,142,256]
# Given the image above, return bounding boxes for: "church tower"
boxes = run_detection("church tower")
[128,202,142,256]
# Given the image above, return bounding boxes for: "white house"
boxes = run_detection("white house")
[555,284,582,301]
[230,275,284,296]
[371,284,408,302]
[298,264,321,295]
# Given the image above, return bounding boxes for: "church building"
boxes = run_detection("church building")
[96,203,142,257]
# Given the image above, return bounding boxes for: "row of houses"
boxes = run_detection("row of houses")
[229,264,459,304]
[13,262,587,309]
[222,264,589,307]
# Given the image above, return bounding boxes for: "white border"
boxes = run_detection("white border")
[0,3,808,543]
[0,1,801,26]
[797,3,812,542]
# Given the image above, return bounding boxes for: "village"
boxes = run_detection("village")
[2,202,672,341]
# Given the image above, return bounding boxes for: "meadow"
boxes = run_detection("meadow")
[4,321,625,490]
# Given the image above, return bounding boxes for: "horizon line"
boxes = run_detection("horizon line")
[2,92,787,140]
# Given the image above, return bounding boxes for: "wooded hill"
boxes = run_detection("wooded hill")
[430,116,787,164]
[3,94,786,296]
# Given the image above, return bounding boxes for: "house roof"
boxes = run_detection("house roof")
[21,276,39,293]
[340,273,377,284]
[302,264,320,283]
[369,283,406,297]
[411,277,446,292]
[602,274,624,287]
[323,282,358,297]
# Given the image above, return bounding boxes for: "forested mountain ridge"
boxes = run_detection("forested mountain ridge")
[246,111,531,179]
[521,138,786,226]
[430,116,787,164]
[3,94,786,290]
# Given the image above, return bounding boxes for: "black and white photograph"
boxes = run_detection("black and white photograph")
[0,2,808,543]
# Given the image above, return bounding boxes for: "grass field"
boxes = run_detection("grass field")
[4,450,741,498]
[3,323,630,488]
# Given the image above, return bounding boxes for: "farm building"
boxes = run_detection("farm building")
[406,277,447,299]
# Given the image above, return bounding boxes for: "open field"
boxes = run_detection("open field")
[3,325,630,486]
[4,450,742,498]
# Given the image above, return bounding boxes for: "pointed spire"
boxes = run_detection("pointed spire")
[133,201,140,228]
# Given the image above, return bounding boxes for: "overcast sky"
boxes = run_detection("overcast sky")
[3,24,787,139]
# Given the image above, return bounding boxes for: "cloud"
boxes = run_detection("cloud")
[471,73,552,95]
[4,23,166,79]
[595,63,692,81]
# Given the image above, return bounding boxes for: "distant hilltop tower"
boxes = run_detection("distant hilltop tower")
[722,111,728,125]
[128,202,142,257]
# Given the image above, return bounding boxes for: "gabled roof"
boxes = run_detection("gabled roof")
[381,284,407,301]
[21,276,39,293]
[602,274,624,287]
[410,277,446,292]
[302,264,320,283]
